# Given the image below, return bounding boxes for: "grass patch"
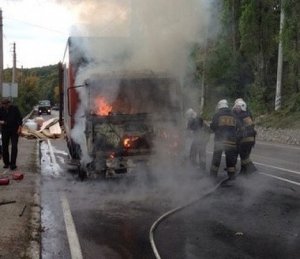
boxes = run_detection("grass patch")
[256,111,300,129]
[255,92,300,129]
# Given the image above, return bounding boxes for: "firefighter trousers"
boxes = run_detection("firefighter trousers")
[210,141,238,178]
[238,141,257,174]
[190,139,206,169]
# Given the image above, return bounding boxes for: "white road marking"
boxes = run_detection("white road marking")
[207,151,300,185]
[207,151,300,176]
[61,193,83,259]
[256,141,300,151]
[47,139,57,165]
[254,161,300,175]
[259,172,300,186]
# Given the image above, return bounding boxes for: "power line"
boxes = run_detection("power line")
[3,16,66,35]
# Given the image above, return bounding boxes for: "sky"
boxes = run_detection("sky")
[1,0,75,68]
[1,0,132,68]
[1,0,217,69]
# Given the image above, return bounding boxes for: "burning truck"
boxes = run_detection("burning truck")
[59,37,185,179]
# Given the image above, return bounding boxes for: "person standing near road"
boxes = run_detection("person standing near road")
[0,98,23,170]
[209,99,239,180]
[232,99,257,175]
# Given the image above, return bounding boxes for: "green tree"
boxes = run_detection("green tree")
[17,75,39,116]
[282,0,300,99]
[239,0,280,112]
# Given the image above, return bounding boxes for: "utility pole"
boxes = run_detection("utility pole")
[0,9,3,95]
[275,1,285,111]
[11,42,17,100]
[200,29,208,115]
[200,52,206,114]
[12,42,16,83]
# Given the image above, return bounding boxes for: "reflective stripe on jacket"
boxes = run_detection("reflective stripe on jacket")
[210,108,239,144]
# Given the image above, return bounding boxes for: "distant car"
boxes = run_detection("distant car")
[38,100,51,115]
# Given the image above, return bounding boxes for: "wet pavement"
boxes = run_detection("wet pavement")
[0,137,40,258]
[2,131,299,259]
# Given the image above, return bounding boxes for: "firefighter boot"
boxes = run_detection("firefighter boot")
[227,167,236,181]
[239,165,247,176]
[246,162,257,174]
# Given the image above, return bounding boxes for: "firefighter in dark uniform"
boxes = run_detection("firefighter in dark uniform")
[0,98,23,170]
[233,99,257,175]
[185,108,210,170]
[209,99,239,180]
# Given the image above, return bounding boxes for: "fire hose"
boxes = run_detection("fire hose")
[149,177,230,259]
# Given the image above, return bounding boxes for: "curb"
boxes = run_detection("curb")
[26,140,41,259]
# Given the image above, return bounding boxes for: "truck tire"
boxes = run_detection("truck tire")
[67,139,81,160]
[78,165,87,181]
[115,168,127,174]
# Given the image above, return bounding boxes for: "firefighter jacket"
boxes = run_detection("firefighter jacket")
[187,116,203,132]
[210,107,239,146]
[234,110,256,143]
[187,116,210,142]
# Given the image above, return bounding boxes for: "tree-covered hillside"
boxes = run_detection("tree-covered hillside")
[192,0,300,123]
[3,65,59,116]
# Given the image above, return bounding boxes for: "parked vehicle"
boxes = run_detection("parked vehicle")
[59,37,184,179]
[37,100,51,115]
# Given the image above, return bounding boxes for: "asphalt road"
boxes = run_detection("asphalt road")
[39,121,300,259]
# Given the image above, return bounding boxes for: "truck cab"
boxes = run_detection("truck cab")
[60,37,185,179]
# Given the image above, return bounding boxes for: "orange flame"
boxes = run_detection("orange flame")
[94,97,113,116]
[123,136,139,148]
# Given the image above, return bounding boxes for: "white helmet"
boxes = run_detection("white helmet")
[235,100,247,111]
[234,98,244,105]
[217,99,228,110]
[185,108,197,119]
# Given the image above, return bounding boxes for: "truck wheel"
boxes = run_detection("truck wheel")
[67,139,81,160]
[115,167,127,174]
[78,166,87,181]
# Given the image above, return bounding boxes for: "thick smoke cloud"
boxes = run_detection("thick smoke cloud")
[61,0,220,179]
[60,0,219,80]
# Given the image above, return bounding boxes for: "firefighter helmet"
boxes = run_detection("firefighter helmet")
[185,108,197,119]
[236,100,247,111]
[234,98,244,105]
[216,99,228,110]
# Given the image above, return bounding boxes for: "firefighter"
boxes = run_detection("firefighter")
[232,99,257,175]
[185,108,209,170]
[209,99,239,180]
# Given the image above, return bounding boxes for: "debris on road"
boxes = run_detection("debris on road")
[0,177,10,185]
[0,200,16,206]
[0,171,25,182]
[12,172,24,181]
[19,205,27,217]
[22,117,62,139]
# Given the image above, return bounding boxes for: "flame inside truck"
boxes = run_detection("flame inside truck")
[60,37,184,179]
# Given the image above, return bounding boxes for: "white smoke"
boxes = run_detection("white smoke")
[65,0,218,79]
[61,0,220,176]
